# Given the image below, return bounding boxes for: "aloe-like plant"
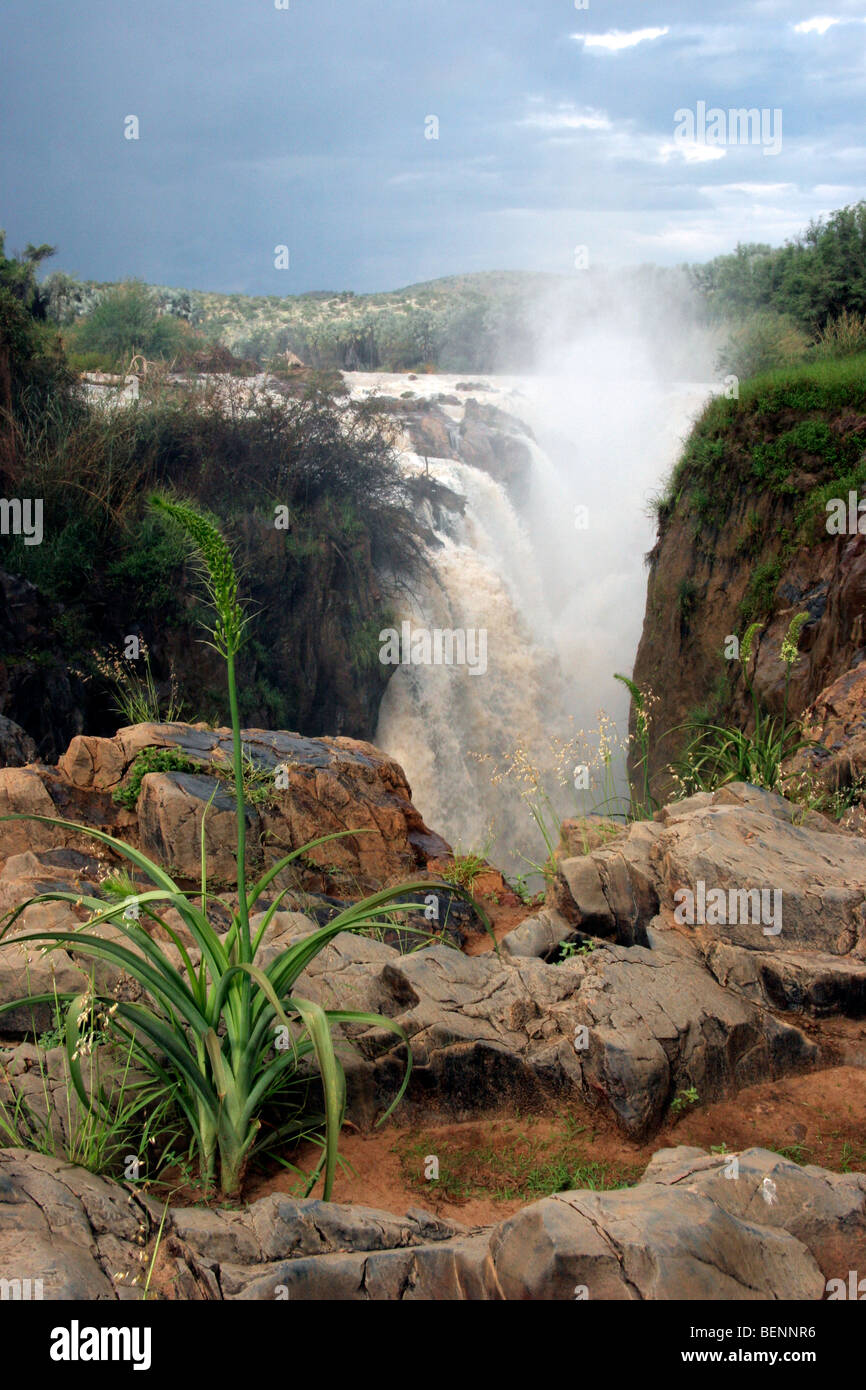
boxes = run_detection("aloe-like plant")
[0,495,453,1198]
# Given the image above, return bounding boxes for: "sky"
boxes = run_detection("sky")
[1,0,865,294]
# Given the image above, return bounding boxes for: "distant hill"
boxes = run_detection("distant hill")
[41,265,694,373]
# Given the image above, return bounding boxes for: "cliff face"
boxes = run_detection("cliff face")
[630,360,866,799]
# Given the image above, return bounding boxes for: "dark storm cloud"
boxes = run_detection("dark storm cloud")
[1,0,864,291]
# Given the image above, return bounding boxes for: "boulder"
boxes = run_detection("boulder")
[0,718,36,769]
[553,783,866,1021]
[0,723,451,894]
[0,1148,153,1300]
[499,907,574,959]
[639,1146,866,1285]
[488,1184,822,1301]
[782,661,866,812]
[570,930,815,1138]
[285,924,813,1139]
[457,399,535,495]
[556,816,624,860]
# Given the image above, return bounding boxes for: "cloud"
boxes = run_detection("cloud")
[572,27,670,53]
[700,182,796,196]
[794,16,842,35]
[657,142,727,165]
[793,14,866,34]
[520,104,611,132]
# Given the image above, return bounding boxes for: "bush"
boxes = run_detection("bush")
[70,281,191,368]
[693,202,866,333]
[813,309,866,359]
[716,310,809,379]
[112,746,202,810]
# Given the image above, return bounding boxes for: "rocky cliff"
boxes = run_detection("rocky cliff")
[630,359,866,799]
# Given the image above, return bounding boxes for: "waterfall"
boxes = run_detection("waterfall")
[346,370,712,874]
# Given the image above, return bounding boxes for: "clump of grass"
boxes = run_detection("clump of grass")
[670,612,811,796]
[813,309,866,359]
[0,985,170,1176]
[438,850,489,892]
[95,643,185,727]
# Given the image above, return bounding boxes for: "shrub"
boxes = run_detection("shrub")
[112,746,202,810]
[716,310,809,380]
[813,308,866,359]
[671,613,811,795]
[70,281,191,367]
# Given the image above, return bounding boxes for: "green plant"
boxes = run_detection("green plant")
[671,613,812,795]
[716,310,809,380]
[236,749,277,807]
[0,497,461,1199]
[556,939,596,963]
[98,645,184,727]
[439,849,488,892]
[771,1141,810,1165]
[0,987,168,1176]
[813,308,866,358]
[112,746,203,811]
[614,673,657,820]
[676,578,699,622]
[510,871,544,907]
[70,281,191,367]
[670,1085,700,1114]
[739,558,782,624]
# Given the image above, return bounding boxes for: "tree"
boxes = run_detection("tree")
[73,280,190,365]
[0,232,65,482]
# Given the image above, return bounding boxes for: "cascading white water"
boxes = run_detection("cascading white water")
[347,356,714,873]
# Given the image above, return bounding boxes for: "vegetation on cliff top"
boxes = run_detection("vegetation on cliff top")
[657,352,866,550]
[692,202,866,380]
[0,237,424,747]
[656,201,866,559]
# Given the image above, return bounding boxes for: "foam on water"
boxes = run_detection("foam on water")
[346,368,712,869]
